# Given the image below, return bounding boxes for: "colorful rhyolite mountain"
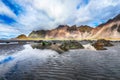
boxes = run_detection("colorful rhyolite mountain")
[28,14,120,40]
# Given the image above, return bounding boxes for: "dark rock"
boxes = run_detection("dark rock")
[31,41,52,49]
[92,39,114,50]
[60,40,84,50]
[96,39,114,47]
[78,25,93,32]
[113,14,120,21]
[31,40,84,53]
[92,41,107,50]
[41,41,52,46]
[28,30,48,38]
[50,44,65,54]
[111,24,118,31]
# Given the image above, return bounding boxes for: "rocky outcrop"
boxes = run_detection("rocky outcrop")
[31,40,113,53]
[78,25,93,32]
[92,42,107,50]
[95,39,114,47]
[31,40,84,53]
[31,41,65,53]
[92,39,114,50]
[29,30,48,38]
[60,41,84,50]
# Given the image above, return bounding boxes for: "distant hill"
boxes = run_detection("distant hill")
[28,14,120,40]
[16,34,28,39]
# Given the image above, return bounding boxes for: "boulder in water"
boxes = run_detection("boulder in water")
[92,41,107,50]
[60,40,84,50]
[50,44,65,54]
[96,39,114,47]
[31,41,52,49]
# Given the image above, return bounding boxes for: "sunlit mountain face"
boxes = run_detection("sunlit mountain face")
[0,0,120,39]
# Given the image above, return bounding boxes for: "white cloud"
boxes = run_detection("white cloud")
[76,0,120,26]
[14,0,120,29]
[0,1,16,19]
[13,0,80,30]
[0,0,120,38]
[0,24,22,38]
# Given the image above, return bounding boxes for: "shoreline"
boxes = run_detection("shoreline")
[0,39,120,44]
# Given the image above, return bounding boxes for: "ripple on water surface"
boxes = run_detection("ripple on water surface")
[0,44,120,80]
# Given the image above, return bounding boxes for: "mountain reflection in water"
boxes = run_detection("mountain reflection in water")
[0,43,120,80]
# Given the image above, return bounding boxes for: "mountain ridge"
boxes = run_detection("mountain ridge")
[28,14,120,40]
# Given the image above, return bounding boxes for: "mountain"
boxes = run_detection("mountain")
[16,34,28,39]
[29,25,93,39]
[91,14,120,39]
[28,14,120,40]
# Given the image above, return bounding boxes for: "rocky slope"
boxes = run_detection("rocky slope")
[29,14,120,39]
[91,14,120,39]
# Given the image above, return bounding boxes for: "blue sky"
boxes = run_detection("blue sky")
[0,0,120,39]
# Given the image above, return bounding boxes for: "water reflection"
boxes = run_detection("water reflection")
[0,43,120,80]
